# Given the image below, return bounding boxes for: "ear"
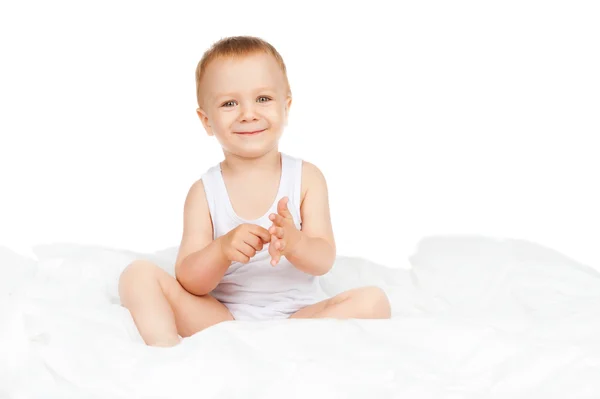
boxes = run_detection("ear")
[196,107,214,136]
[284,96,292,123]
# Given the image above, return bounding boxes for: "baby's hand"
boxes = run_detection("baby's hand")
[268,196,302,266]
[219,223,271,264]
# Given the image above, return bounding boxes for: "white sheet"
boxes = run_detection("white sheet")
[2,236,600,398]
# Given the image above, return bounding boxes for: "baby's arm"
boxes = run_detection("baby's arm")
[175,180,272,295]
[174,180,231,296]
[281,162,336,276]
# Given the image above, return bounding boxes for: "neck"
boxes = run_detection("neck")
[221,147,281,175]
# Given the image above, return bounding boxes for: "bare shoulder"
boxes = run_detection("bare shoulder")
[299,160,335,247]
[184,178,210,211]
[174,178,214,272]
[300,160,328,206]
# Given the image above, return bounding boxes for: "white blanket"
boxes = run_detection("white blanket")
[2,236,600,398]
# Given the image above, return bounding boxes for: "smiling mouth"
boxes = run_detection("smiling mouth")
[235,129,266,135]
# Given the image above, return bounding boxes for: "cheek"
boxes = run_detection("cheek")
[264,105,286,124]
[213,111,238,131]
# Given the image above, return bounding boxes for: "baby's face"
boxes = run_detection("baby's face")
[197,52,291,158]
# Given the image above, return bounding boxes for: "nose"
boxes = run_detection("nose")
[239,102,259,122]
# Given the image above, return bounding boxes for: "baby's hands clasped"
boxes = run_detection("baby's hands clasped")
[268,196,302,266]
[216,197,301,267]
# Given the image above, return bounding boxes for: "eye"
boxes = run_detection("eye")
[257,96,272,103]
[221,100,237,107]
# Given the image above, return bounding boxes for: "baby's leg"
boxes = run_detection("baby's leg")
[118,259,233,347]
[290,286,391,319]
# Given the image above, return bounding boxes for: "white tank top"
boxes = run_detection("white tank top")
[200,152,326,312]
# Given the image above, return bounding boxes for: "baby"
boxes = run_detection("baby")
[119,36,391,347]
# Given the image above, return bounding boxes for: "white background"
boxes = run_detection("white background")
[1,1,598,269]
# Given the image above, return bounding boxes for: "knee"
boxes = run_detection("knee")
[118,259,160,302]
[357,286,391,319]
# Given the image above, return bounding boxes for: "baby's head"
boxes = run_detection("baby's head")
[195,36,292,158]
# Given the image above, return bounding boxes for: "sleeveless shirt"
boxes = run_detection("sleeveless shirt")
[200,152,326,317]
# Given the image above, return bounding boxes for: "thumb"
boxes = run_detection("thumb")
[277,196,293,219]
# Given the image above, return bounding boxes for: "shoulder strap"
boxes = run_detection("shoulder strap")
[200,165,223,239]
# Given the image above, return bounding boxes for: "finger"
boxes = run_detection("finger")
[269,213,285,226]
[250,225,272,243]
[271,235,280,250]
[238,242,256,259]
[244,234,263,251]
[271,251,281,266]
[269,225,284,239]
[268,235,279,261]
[277,196,293,219]
[277,239,286,251]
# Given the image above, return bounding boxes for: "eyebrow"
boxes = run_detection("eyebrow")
[212,87,277,101]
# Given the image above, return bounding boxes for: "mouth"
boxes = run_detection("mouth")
[234,128,266,135]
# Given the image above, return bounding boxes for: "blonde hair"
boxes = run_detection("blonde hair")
[195,36,291,108]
